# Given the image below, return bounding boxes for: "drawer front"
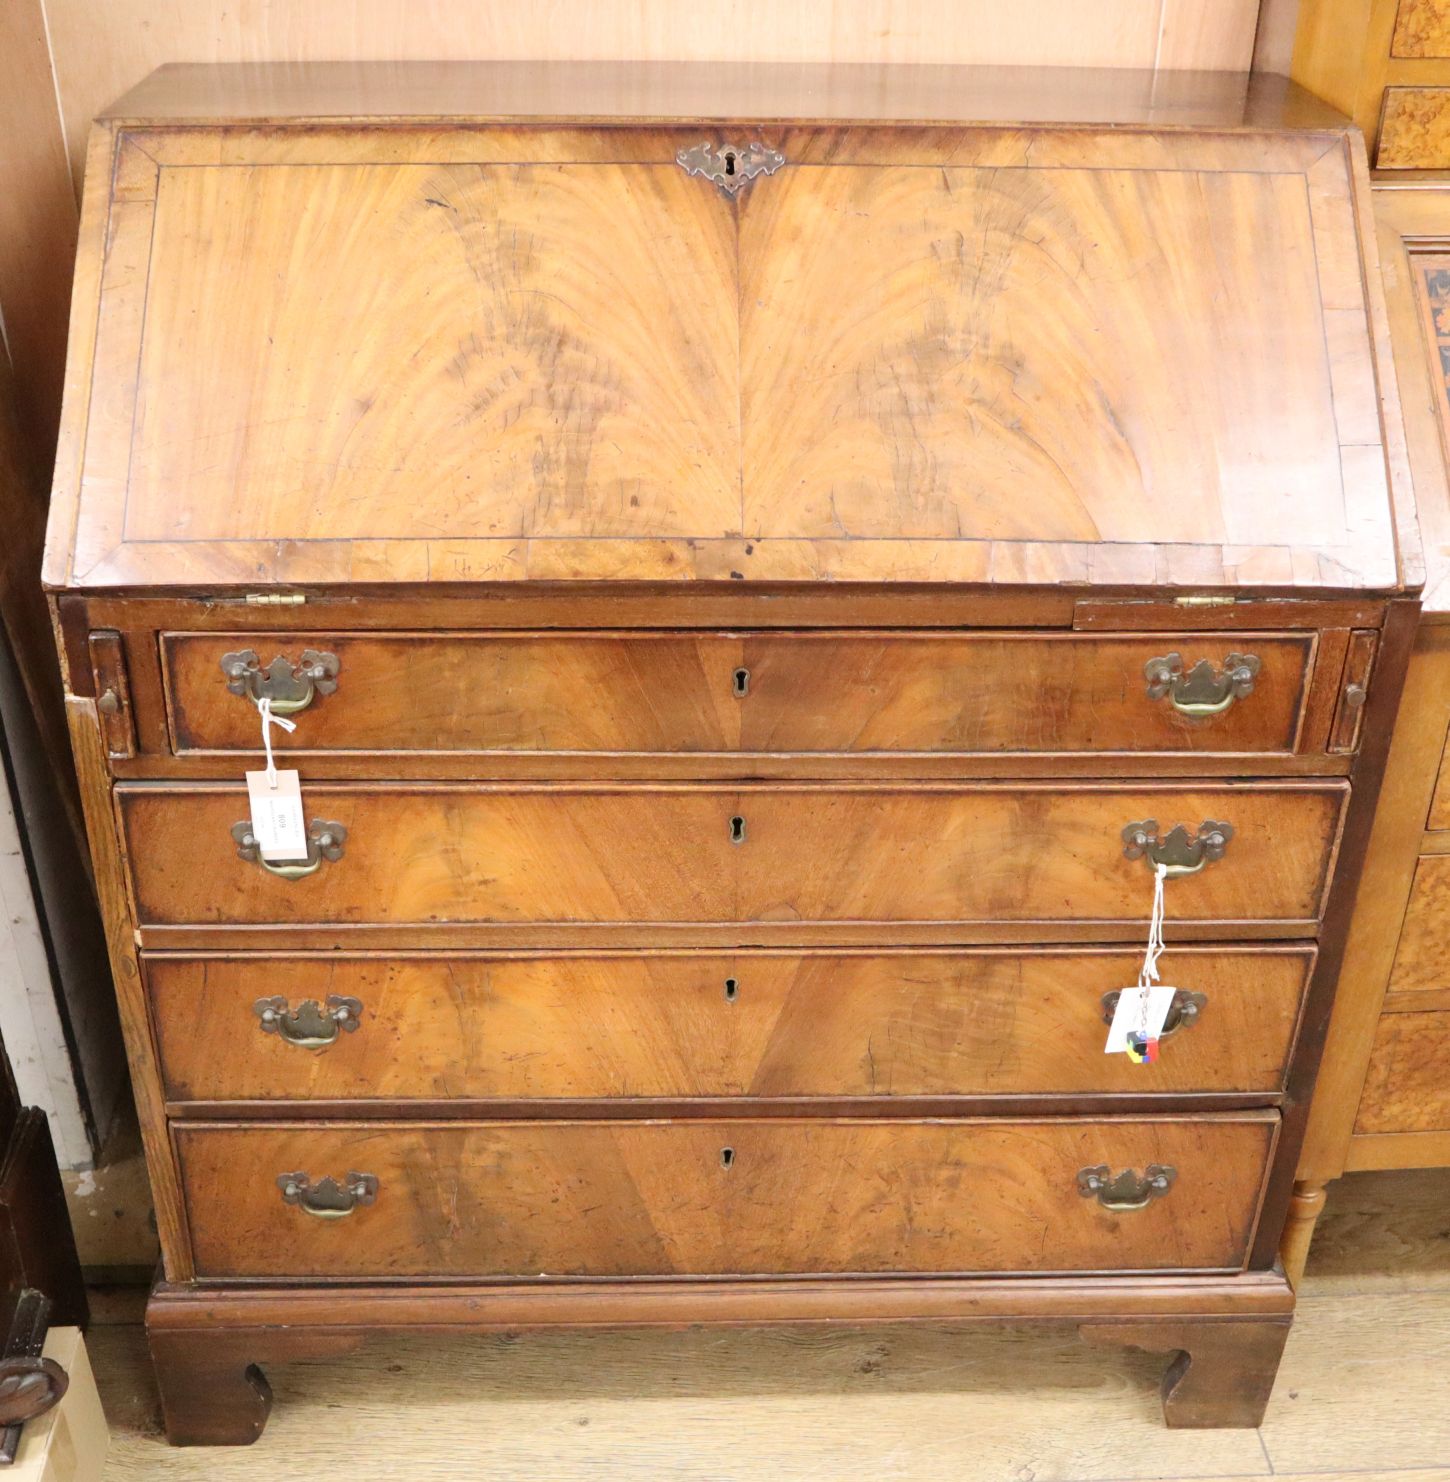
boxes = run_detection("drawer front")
[149,948,1313,1103]
[176,1114,1278,1279]
[164,630,1316,758]
[1356,1010,1450,1134]
[1385,855,1450,995]
[1428,727,1450,829]
[1379,86,1450,168]
[118,783,1346,931]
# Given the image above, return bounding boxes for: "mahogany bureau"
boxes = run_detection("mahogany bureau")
[44,62,1422,1443]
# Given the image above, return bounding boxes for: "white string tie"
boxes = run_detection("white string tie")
[257,695,296,789]
[1138,861,1168,1036]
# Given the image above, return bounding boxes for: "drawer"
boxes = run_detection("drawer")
[1378,87,1450,169]
[163,630,1318,758]
[1428,727,1450,829]
[148,948,1314,1104]
[1355,1010,1450,1134]
[175,1113,1278,1279]
[1384,855,1450,995]
[117,782,1347,935]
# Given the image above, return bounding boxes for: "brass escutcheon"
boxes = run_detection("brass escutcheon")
[676,141,785,196]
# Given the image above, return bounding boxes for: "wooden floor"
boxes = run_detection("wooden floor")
[92,1166,1450,1481]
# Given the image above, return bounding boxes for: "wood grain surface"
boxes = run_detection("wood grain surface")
[115,781,1348,934]
[45,13,1267,179]
[162,630,1318,759]
[144,947,1314,1104]
[1393,0,1450,55]
[174,1114,1278,1279]
[1355,1010,1450,1132]
[1386,854,1450,993]
[45,109,1406,592]
[81,1165,1450,1477]
[1380,86,1450,167]
[1429,719,1450,823]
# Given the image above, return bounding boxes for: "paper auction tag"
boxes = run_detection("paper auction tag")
[245,768,307,861]
[1104,985,1177,1055]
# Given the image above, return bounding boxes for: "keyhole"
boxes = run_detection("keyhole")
[733,667,750,698]
[729,815,746,845]
[720,1147,735,1168]
[724,150,737,177]
[724,977,739,1002]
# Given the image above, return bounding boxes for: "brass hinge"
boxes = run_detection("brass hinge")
[1172,595,1237,607]
[244,593,307,606]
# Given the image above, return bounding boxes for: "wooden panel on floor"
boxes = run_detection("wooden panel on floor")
[1259,1288,1450,1470]
[91,1321,1271,1482]
[1301,1166,1450,1292]
[86,1164,1450,1479]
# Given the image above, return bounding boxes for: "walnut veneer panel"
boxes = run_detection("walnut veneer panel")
[117,782,1347,932]
[130,160,740,546]
[147,948,1314,1104]
[1385,855,1450,993]
[175,1114,1279,1279]
[1355,1010,1450,1131]
[1379,87,1450,166]
[739,165,1337,551]
[45,114,1404,591]
[163,631,1318,759]
[1393,0,1450,55]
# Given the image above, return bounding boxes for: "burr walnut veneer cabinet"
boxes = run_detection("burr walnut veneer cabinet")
[1282,183,1450,1274]
[44,62,1424,1442]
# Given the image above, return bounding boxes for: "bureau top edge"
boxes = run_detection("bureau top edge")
[100,62,1345,134]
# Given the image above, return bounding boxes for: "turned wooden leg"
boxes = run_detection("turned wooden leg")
[1280,1179,1330,1289]
[1081,1317,1292,1428]
[147,1329,274,1446]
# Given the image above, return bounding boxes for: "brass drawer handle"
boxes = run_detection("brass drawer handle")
[254,994,363,1048]
[1121,819,1233,878]
[231,818,347,880]
[1100,989,1206,1040]
[1077,1164,1177,1213]
[220,648,339,715]
[1144,651,1260,716]
[276,1171,377,1220]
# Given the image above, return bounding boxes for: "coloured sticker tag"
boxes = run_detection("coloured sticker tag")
[1104,985,1176,1056]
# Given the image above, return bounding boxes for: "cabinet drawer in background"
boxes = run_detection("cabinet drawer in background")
[161,630,1318,759]
[1427,727,1450,829]
[147,947,1314,1105]
[117,781,1347,937]
[175,1113,1278,1280]
[1382,855,1450,995]
[1355,1010,1450,1134]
